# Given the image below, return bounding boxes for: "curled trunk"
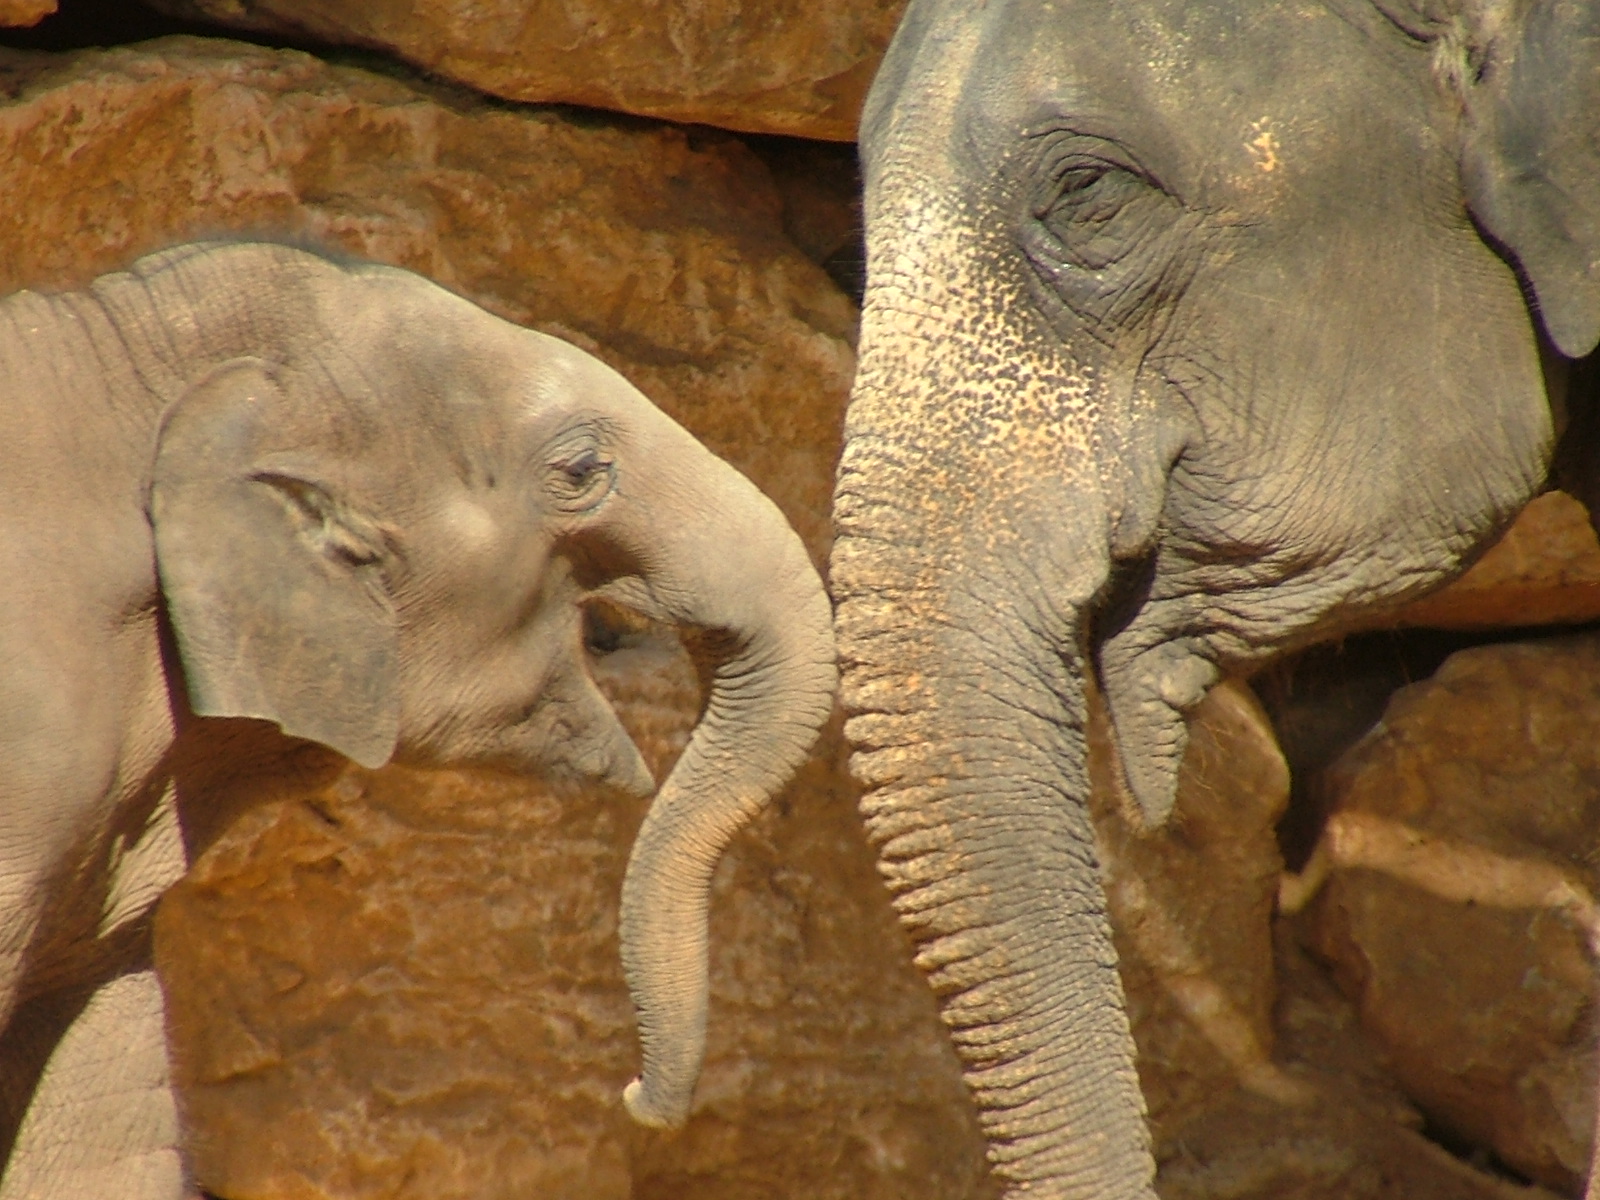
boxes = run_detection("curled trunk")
[609,451,836,1129]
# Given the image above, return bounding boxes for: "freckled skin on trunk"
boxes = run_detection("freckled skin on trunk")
[833,205,1158,1191]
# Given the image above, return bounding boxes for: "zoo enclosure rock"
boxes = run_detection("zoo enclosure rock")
[0,35,988,1199]
[1089,680,1295,1137]
[1303,633,1600,1194]
[145,0,907,139]
[0,0,51,28]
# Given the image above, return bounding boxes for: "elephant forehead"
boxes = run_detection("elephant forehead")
[883,0,1411,214]
[502,332,635,420]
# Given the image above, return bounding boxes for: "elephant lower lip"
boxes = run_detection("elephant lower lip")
[603,754,657,799]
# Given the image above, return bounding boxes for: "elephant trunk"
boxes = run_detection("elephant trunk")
[836,549,1153,1196]
[832,387,1156,1196]
[611,452,836,1129]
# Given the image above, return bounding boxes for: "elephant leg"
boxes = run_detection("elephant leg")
[0,969,191,1200]
[0,779,190,1197]
[0,615,165,1028]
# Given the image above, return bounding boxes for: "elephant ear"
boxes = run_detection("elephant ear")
[150,357,401,769]
[1456,0,1600,359]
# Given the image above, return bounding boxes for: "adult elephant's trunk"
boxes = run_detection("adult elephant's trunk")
[833,513,1153,1198]
[830,259,1157,1195]
[606,434,836,1129]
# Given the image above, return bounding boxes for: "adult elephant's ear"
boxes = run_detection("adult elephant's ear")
[1456,0,1600,359]
[150,357,401,768]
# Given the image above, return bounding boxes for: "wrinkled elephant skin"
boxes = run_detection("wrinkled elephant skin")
[832,1,1599,1196]
[0,242,835,1197]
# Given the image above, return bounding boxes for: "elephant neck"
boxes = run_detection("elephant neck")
[87,246,314,421]
[0,244,342,525]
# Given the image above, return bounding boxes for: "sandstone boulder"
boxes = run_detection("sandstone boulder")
[1299,634,1600,1193]
[0,0,52,27]
[1091,680,1300,1135]
[1096,677,1559,1200]
[1156,926,1565,1200]
[145,0,907,139]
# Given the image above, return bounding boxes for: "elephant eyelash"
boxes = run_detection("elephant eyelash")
[545,438,616,513]
[1034,160,1129,215]
[557,448,608,485]
[1018,140,1190,333]
[1033,160,1166,261]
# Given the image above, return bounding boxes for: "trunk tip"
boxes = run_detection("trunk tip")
[623,1076,691,1130]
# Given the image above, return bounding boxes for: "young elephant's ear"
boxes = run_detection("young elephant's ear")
[1457,0,1600,359]
[150,357,400,769]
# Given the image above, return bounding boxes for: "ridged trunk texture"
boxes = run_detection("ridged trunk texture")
[833,515,1155,1198]
[832,180,1158,1191]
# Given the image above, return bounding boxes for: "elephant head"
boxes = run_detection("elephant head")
[832,1,1598,1196]
[131,242,835,1127]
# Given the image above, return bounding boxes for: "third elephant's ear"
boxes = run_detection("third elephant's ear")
[1456,0,1600,359]
[150,357,401,769]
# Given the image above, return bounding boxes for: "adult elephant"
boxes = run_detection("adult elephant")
[0,240,835,1198]
[825,1,1600,1196]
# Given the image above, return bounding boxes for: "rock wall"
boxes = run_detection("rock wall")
[2,7,1598,1200]
[1301,634,1600,1193]
[144,0,906,139]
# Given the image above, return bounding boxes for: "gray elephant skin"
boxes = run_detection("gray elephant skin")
[0,241,835,1198]
[825,0,1600,1197]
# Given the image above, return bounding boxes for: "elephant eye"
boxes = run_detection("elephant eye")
[1047,165,1114,206]
[546,439,615,513]
[1034,159,1156,270]
[1020,137,1190,330]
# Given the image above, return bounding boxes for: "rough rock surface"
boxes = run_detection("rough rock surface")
[1155,925,1563,1200]
[1389,491,1600,630]
[146,0,906,139]
[1091,680,1299,1135]
[1301,634,1600,1193]
[0,0,51,28]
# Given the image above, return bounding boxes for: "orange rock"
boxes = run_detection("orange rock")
[1156,927,1569,1200]
[1302,634,1600,1193]
[0,0,52,27]
[1091,680,1300,1135]
[1392,491,1600,630]
[146,0,907,139]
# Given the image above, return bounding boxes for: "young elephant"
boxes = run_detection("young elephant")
[0,241,835,1199]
